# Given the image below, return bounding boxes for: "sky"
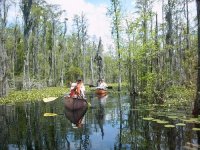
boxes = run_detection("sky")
[46,0,113,50]
[45,0,196,48]
[7,0,197,52]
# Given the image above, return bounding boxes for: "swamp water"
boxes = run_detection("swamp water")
[0,93,199,150]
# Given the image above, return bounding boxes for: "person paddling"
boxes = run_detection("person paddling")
[97,79,108,90]
[75,79,85,99]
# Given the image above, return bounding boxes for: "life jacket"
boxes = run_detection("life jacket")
[75,83,81,96]
[69,88,76,97]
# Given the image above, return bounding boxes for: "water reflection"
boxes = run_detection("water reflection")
[95,95,108,139]
[0,94,199,150]
[64,105,88,128]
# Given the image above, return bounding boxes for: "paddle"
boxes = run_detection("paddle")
[88,84,113,89]
[43,113,58,117]
[43,113,65,117]
[43,97,58,103]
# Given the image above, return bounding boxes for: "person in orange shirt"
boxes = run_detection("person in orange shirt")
[75,79,85,98]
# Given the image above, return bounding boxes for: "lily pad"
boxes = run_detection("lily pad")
[164,125,175,128]
[175,123,186,126]
[192,128,200,131]
[182,118,198,123]
[142,117,154,121]
[156,120,169,124]
[152,119,160,122]
[44,113,58,117]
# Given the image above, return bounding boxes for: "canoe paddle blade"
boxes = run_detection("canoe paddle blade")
[43,113,58,117]
[43,97,58,103]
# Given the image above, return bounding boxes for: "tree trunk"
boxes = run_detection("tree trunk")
[166,0,174,85]
[23,32,31,89]
[12,23,19,89]
[42,15,47,79]
[60,19,67,86]
[90,42,95,85]
[186,0,191,80]
[112,0,121,91]
[21,0,33,90]
[48,20,55,86]
[32,25,39,80]
[193,0,200,116]
[0,0,9,97]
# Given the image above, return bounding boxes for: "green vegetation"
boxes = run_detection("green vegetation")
[0,87,68,104]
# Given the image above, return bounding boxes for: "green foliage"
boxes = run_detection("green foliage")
[163,85,195,107]
[65,66,83,82]
[0,87,68,104]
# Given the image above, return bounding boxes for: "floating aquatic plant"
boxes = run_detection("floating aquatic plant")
[142,117,154,121]
[0,87,68,104]
[192,128,200,131]
[182,118,198,123]
[168,116,178,119]
[164,125,175,128]
[152,119,160,122]
[175,123,186,126]
[156,120,169,124]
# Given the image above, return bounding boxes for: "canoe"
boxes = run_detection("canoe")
[64,106,88,125]
[64,96,88,111]
[96,89,107,95]
[96,92,107,98]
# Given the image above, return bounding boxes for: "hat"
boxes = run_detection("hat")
[70,83,77,90]
[71,83,77,87]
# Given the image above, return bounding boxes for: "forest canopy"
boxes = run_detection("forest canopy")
[0,0,198,104]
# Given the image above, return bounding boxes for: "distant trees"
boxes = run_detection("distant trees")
[107,0,196,101]
[0,0,198,103]
[0,0,9,96]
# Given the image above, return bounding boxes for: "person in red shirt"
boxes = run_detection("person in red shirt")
[69,83,77,98]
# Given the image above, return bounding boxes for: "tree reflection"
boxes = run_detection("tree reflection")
[114,93,122,149]
[95,95,108,139]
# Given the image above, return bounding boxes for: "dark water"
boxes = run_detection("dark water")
[0,93,199,150]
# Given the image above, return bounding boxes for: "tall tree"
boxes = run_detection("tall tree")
[21,0,33,89]
[60,18,68,86]
[0,0,9,96]
[73,15,82,68]
[94,37,104,81]
[165,0,174,82]
[80,13,88,82]
[194,0,200,116]
[108,0,122,91]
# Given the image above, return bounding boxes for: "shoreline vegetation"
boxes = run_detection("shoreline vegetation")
[0,84,195,110]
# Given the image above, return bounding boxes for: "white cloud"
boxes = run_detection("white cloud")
[46,0,113,51]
